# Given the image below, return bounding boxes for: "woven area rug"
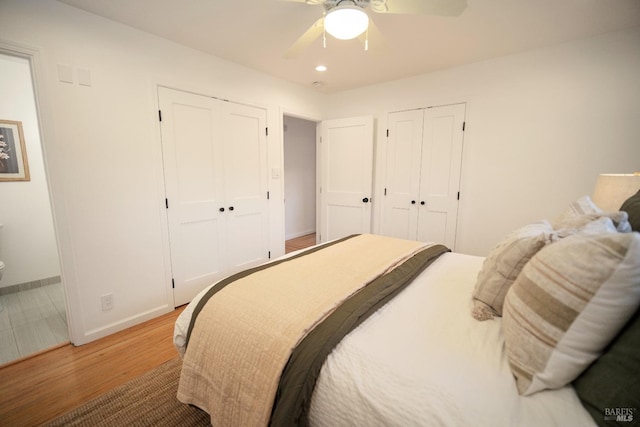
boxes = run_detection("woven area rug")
[43,357,210,426]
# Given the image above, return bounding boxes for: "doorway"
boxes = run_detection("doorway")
[283,115,317,250]
[0,52,66,365]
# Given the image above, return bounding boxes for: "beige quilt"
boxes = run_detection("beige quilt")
[177,234,428,427]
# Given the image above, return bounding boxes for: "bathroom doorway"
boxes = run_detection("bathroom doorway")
[0,51,67,365]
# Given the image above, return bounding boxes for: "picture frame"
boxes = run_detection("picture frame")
[0,119,30,182]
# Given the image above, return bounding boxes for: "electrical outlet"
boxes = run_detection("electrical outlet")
[101,294,113,311]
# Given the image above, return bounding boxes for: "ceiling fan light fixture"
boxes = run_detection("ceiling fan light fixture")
[324,5,369,40]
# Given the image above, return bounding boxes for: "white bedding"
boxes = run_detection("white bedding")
[174,250,595,427]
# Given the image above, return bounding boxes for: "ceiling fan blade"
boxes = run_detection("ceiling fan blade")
[284,17,325,59]
[370,0,467,16]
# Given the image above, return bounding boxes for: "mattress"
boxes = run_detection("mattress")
[174,249,595,427]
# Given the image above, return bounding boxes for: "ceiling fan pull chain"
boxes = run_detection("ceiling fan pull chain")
[323,29,327,48]
[365,27,369,51]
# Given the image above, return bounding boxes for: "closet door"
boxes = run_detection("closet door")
[222,101,269,275]
[416,103,466,249]
[159,87,226,306]
[159,88,270,306]
[381,103,466,249]
[380,109,423,240]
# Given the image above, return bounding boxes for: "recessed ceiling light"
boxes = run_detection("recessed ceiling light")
[315,65,327,72]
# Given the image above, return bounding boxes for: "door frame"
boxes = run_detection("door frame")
[0,41,76,343]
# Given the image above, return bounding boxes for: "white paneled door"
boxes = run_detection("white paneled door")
[381,104,466,249]
[319,116,374,242]
[418,104,466,247]
[221,101,270,274]
[159,87,269,306]
[379,109,424,240]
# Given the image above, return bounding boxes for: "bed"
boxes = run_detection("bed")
[174,192,640,427]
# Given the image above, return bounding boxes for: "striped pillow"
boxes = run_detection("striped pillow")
[503,232,640,395]
[471,221,556,321]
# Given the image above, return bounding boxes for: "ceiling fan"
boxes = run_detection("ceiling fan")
[281,0,468,58]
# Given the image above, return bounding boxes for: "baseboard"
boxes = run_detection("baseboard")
[285,229,316,240]
[0,275,62,295]
[78,304,174,346]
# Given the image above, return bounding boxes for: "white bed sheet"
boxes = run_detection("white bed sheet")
[174,251,595,427]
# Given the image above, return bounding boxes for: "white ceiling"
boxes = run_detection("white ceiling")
[58,0,640,93]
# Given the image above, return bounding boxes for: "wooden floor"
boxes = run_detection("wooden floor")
[0,305,186,427]
[285,232,316,253]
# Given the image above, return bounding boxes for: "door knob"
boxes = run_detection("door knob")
[362,197,369,203]
[229,206,235,211]
[219,207,225,212]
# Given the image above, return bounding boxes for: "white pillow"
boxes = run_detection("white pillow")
[471,221,556,321]
[557,216,619,238]
[552,195,631,232]
[503,232,640,395]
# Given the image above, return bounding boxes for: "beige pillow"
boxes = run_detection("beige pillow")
[503,232,640,395]
[471,221,556,321]
[552,195,631,232]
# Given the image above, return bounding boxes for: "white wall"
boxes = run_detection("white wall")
[0,53,60,288]
[0,0,326,344]
[283,116,316,240]
[325,27,640,256]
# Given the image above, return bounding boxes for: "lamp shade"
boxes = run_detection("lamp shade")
[324,5,369,40]
[592,173,640,211]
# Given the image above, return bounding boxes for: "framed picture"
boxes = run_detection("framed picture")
[0,119,30,182]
